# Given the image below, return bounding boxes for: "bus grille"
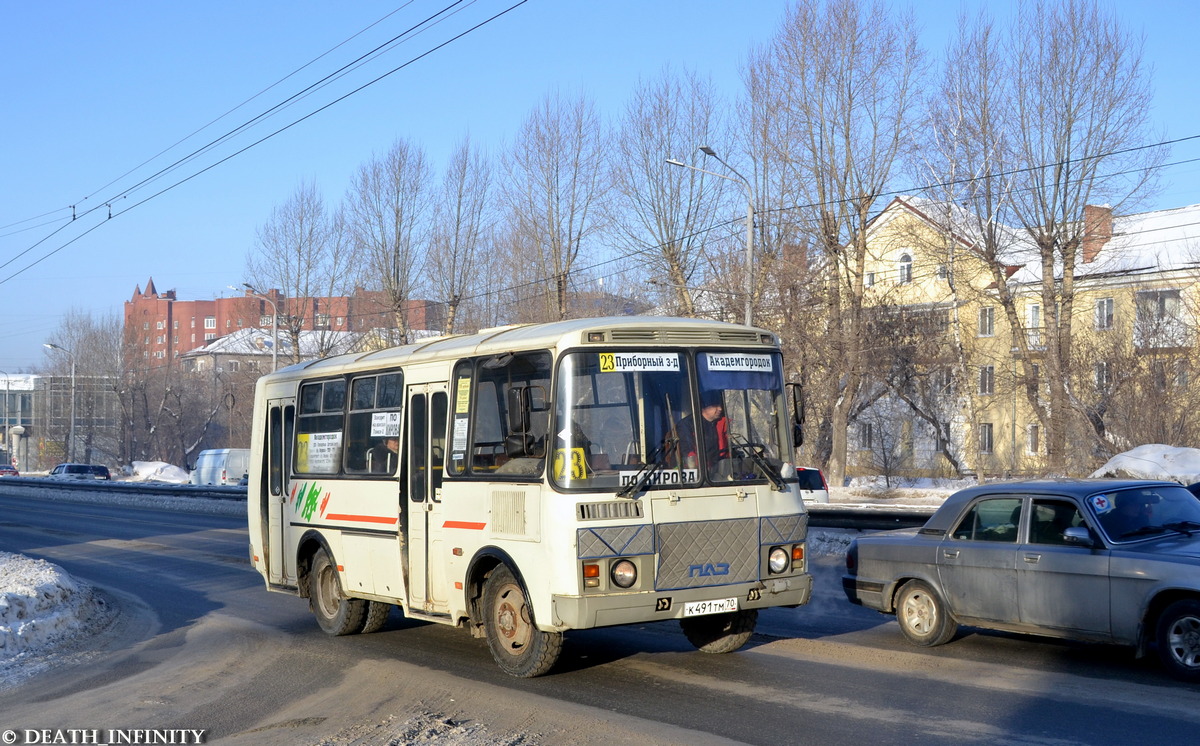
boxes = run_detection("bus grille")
[655,518,758,591]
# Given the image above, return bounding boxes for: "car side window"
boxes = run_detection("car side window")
[1030,499,1085,545]
[951,497,1022,542]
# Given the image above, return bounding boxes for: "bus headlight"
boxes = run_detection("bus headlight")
[768,546,790,575]
[611,559,637,588]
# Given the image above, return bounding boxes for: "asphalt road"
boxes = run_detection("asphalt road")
[2,492,1199,745]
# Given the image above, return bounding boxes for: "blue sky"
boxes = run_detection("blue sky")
[2,0,1197,371]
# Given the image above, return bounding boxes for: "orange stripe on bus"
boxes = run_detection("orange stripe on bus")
[326,513,398,525]
[443,520,487,530]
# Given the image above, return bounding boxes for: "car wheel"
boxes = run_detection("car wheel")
[680,609,758,654]
[308,548,367,636]
[895,579,957,647]
[1156,599,1200,682]
[482,564,562,678]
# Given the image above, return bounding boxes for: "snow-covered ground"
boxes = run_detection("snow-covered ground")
[3,444,1198,696]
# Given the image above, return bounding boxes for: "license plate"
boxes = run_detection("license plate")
[683,597,738,617]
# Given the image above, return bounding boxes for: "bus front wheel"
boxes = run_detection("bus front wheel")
[482,565,562,678]
[680,609,758,654]
[309,548,367,636]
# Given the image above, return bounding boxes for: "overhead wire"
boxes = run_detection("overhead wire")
[0,0,529,288]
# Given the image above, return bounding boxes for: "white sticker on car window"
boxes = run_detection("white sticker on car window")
[1090,494,1114,514]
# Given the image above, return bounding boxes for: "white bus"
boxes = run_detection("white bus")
[247,316,813,677]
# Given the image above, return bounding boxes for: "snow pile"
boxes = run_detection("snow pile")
[123,460,190,483]
[1089,444,1200,484]
[0,552,102,658]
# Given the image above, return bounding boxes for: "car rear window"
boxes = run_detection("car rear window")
[795,468,826,491]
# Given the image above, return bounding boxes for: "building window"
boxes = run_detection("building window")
[156,335,164,344]
[204,316,216,329]
[336,316,344,326]
[247,361,259,371]
[859,422,873,450]
[978,423,994,454]
[937,264,948,280]
[227,360,240,372]
[1027,424,1040,455]
[979,365,995,395]
[156,320,164,330]
[205,333,217,342]
[154,350,165,359]
[191,334,196,343]
[1096,298,1114,330]
[1027,304,1041,348]
[978,306,995,337]
[237,319,243,327]
[1095,361,1112,390]
[173,335,178,344]
[191,317,196,328]
[173,320,179,329]
[226,319,232,329]
[865,272,875,288]
[898,254,913,284]
[1135,289,1186,348]
[260,314,273,327]
[316,313,331,330]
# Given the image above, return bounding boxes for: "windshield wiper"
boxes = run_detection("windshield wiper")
[1118,524,1171,540]
[616,439,675,499]
[1163,521,1200,536]
[729,434,786,491]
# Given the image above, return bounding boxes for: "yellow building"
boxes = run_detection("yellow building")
[853,197,1200,479]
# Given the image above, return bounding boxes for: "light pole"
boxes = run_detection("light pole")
[666,145,755,326]
[235,284,279,372]
[43,343,76,462]
[0,370,8,464]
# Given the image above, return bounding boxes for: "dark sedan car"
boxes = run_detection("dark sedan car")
[843,479,1200,681]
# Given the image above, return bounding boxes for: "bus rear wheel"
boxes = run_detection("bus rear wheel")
[482,565,562,678]
[680,609,758,654]
[309,548,367,636]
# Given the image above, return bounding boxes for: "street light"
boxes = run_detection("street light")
[43,343,76,462]
[0,370,9,464]
[666,145,756,326]
[235,284,279,372]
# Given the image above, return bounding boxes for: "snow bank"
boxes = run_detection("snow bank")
[123,460,190,483]
[1089,444,1200,484]
[0,552,101,659]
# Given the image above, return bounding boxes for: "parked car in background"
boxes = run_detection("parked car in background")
[0,464,18,477]
[796,466,829,504]
[189,448,251,486]
[48,463,111,480]
[844,479,1200,681]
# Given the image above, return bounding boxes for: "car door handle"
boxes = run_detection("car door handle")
[942,549,959,559]
[1023,553,1042,564]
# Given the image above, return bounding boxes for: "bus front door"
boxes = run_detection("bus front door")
[265,398,295,586]
[405,383,449,614]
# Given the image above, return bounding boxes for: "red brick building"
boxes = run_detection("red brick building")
[124,278,443,366]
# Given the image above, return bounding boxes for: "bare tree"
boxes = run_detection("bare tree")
[429,137,493,334]
[41,309,123,466]
[501,91,608,321]
[752,0,926,485]
[606,68,727,317]
[345,139,433,344]
[923,1,1161,472]
[247,181,354,362]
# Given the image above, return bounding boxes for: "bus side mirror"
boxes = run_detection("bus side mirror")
[507,387,530,434]
[786,382,805,447]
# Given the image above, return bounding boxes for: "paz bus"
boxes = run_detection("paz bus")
[247,316,814,677]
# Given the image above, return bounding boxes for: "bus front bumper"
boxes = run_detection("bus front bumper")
[550,573,812,629]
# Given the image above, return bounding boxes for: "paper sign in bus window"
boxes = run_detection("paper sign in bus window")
[371,411,401,437]
[599,352,680,372]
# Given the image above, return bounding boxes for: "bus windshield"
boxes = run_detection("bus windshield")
[552,349,790,492]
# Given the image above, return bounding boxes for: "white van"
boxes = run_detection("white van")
[190,448,251,486]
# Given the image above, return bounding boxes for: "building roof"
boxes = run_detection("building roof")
[179,328,362,359]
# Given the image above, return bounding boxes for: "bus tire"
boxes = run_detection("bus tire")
[482,564,562,678]
[680,609,758,654]
[360,601,391,634]
[309,548,367,636]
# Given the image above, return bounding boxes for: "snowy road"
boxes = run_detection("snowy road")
[2,489,1200,745]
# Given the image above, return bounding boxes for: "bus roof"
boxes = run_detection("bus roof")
[264,315,775,381]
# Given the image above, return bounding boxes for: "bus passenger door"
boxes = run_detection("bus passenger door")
[406,383,449,613]
[266,398,295,586]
